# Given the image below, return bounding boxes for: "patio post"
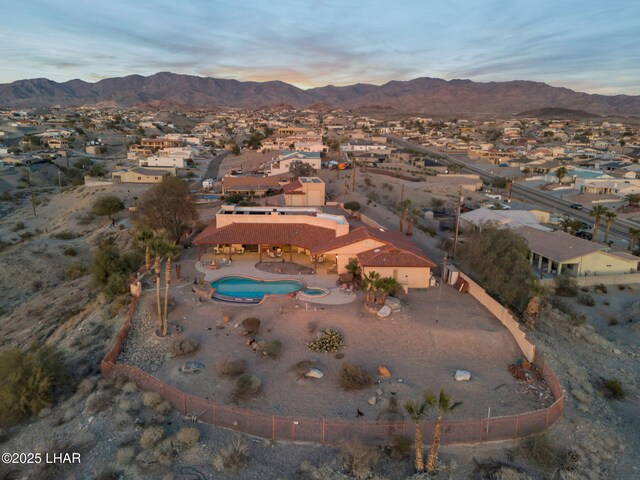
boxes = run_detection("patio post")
[314,256,317,274]
[259,244,262,262]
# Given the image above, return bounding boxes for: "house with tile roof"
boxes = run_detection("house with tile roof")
[193,205,436,290]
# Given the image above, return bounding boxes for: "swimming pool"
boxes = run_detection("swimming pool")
[210,276,305,300]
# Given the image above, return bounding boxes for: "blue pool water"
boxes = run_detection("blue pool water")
[211,276,305,299]
[301,288,325,295]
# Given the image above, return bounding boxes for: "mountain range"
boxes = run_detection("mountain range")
[1,72,639,116]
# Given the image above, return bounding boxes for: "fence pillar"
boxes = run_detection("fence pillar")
[272,415,276,441]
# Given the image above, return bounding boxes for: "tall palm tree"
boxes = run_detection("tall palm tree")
[148,238,167,335]
[425,389,462,474]
[136,229,155,273]
[162,242,179,336]
[404,399,431,472]
[361,271,380,304]
[523,280,550,330]
[603,210,617,244]
[554,165,568,183]
[406,208,421,236]
[589,205,608,242]
[628,227,640,251]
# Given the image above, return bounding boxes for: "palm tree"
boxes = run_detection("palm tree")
[558,216,573,233]
[625,193,640,208]
[162,242,179,336]
[148,237,167,335]
[424,389,462,474]
[345,258,361,278]
[628,227,640,251]
[523,280,550,330]
[375,276,402,305]
[397,200,411,233]
[361,271,380,304]
[406,208,421,236]
[136,229,154,273]
[589,205,608,242]
[554,165,568,183]
[603,210,617,244]
[404,399,431,472]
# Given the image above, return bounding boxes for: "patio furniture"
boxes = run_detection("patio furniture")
[236,247,245,254]
[317,254,326,263]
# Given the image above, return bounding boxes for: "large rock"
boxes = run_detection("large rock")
[367,396,377,406]
[304,368,324,379]
[377,305,392,318]
[455,370,471,381]
[180,361,205,374]
[385,296,402,312]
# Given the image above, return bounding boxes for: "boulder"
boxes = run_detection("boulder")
[455,370,471,381]
[385,296,402,312]
[377,305,392,318]
[180,361,205,374]
[367,396,377,406]
[377,365,392,378]
[376,388,383,396]
[304,368,324,379]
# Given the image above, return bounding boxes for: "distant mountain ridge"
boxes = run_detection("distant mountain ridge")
[1,72,639,115]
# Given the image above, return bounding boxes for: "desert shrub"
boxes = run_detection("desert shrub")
[91,241,140,299]
[417,224,436,237]
[115,445,136,465]
[603,299,610,306]
[594,283,608,294]
[169,337,199,356]
[603,379,625,400]
[344,201,361,213]
[63,246,78,256]
[241,317,260,335]
[339,363,373,391]
[12,221,25,231]
[213,435,248,472]
[84,391,111,415]
[569,313,587,327]
[65,262,88,281]
[386,435,412,460]
[431,198,444,208]
[308,329,345,353]
[522,434,581,473]
[577,293,595,306]
[554,275,579,297]
[140,426,164,450]
[142,391,163,408]
[608,317,619,326]
[617,284,626,290]
[154,399,172,415]
[154,438,175,465]
[263,340,283,359]
[233,374,261,401]
[548,296,573,315]
[0,344,67,426]
[53,230,81,240]
[216,358,247,378]
[340,441,380,480]
[175,427,200,448]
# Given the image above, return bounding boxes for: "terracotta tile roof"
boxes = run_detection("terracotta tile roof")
[310,226,426,257]
[193,222,336,248]
[357,245,436,268]
[222,175,284,191]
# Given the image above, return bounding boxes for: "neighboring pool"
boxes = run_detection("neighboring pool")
[211,276,305,300]
[301,287,325,295]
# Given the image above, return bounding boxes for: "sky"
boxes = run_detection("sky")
[1,0,639,95]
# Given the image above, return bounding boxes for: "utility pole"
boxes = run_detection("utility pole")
[452,187,462,259]
[27,165,36,216]
[351,158,357,192]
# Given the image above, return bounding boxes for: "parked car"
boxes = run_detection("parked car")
[576,230,593,240]
[569,203,583,210]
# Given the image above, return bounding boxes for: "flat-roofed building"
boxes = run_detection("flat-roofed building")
[112,167,175,184]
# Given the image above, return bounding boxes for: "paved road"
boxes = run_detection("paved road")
[191,151,228,189]
[389,136,637,242]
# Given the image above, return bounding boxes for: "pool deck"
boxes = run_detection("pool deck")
[194,252,356,305]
